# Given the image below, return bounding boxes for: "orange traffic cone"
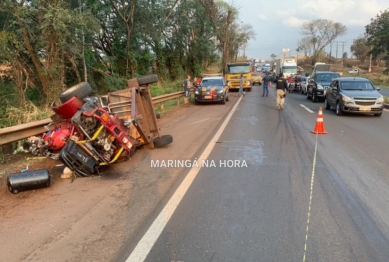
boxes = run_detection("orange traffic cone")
[311,107,328,134]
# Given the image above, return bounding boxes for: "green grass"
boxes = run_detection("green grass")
[150,81,183,97]
[154,96,189,117]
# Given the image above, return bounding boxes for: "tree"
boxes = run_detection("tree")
[365,9,389,73]
[229,23,255,61]
[300,19,347,64]
[343,52,348,59]
[350,36,369,62]
[196,0,237,74]
[298,37,314,57]
[270,54,277,60]
[0,0,99,105]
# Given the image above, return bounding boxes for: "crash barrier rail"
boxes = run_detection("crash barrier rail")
[0,91,186,146]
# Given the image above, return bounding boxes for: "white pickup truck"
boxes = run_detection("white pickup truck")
[348,68,359,74]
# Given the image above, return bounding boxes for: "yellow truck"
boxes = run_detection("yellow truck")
[225,62,253,92]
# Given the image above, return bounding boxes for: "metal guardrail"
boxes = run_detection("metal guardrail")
[0,91,185,146]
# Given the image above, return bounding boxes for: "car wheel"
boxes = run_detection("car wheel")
[374,112,382,117]
[221,95,226,105]
[324,98,331,110]
[336,102,343,116]
[226,93,229,101]
[153,135,173,148]
[137,74,158,86]
[59,82,92,103]
[312,92,318,103]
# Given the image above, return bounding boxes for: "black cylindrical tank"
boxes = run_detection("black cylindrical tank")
[7,169,50,194]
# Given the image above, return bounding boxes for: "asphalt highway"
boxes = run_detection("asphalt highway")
[378,88,389,97]
[128,85,389,262]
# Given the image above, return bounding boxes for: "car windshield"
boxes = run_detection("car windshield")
[340,81,375,90]
[317,73,340,82]
[227,65,250,74]
[201,79,224,86]
[252,74,259,77]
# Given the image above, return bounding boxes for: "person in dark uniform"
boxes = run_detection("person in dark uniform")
[261,72,271,97]
[274,73,288,110]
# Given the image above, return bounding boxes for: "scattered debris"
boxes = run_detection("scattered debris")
[7,169,51,194]
[61,167,73,179]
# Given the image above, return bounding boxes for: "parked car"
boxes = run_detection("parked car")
[251,73,262,85]
[307,71,341,102]
[195,76,229,104]
[348,68,359,74]
[324,77,384,117]
[301,76,310,95]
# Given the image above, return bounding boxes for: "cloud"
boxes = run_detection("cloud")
[273,0,386,28]
[257,14,267,21]
[283,17,309,27]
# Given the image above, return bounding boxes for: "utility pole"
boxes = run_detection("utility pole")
[369,46,373,73]
[341,41,346,65]
[335,41,339,60]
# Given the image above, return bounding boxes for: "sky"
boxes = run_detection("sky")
[236,0,389,60]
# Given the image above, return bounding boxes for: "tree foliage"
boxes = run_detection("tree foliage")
[365,9,389,73]
[0,0,255,114]
[300,19,347,64]
[350,36,369,62]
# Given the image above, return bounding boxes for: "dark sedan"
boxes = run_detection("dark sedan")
[194,76,229,104]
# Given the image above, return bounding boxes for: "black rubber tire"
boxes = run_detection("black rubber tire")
[312,92,318,103]
[221,95,226,105]
[324,98,331,110]
[59,82,92,103]
[226,94,229,101]
[137,74,158,86]
[336,102,343,116]
[153,135,173,148]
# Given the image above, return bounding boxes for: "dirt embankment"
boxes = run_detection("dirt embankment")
[0,97,236,261]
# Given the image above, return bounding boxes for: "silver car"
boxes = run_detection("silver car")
[301,77,310,95]
[324,77,384,117]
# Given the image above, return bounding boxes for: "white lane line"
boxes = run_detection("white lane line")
[302,131,319,262]
[126,97,243,262]
[300,104,314,113]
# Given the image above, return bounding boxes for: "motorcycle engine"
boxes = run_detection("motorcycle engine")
[93,131,116,161]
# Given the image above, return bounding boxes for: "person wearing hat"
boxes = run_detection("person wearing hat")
[274,72,288,110]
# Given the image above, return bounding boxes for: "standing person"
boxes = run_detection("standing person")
[238,74,245,97]
[261,71,271,97]
[274,73,288,110]
[182,75,191,104]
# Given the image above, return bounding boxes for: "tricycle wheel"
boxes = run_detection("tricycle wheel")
[138,74,158,86]
[59,82,92,103]
[153,135,173,148]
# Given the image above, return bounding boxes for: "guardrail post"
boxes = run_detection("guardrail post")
[160,103,164,112]
[177,98,180,106]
